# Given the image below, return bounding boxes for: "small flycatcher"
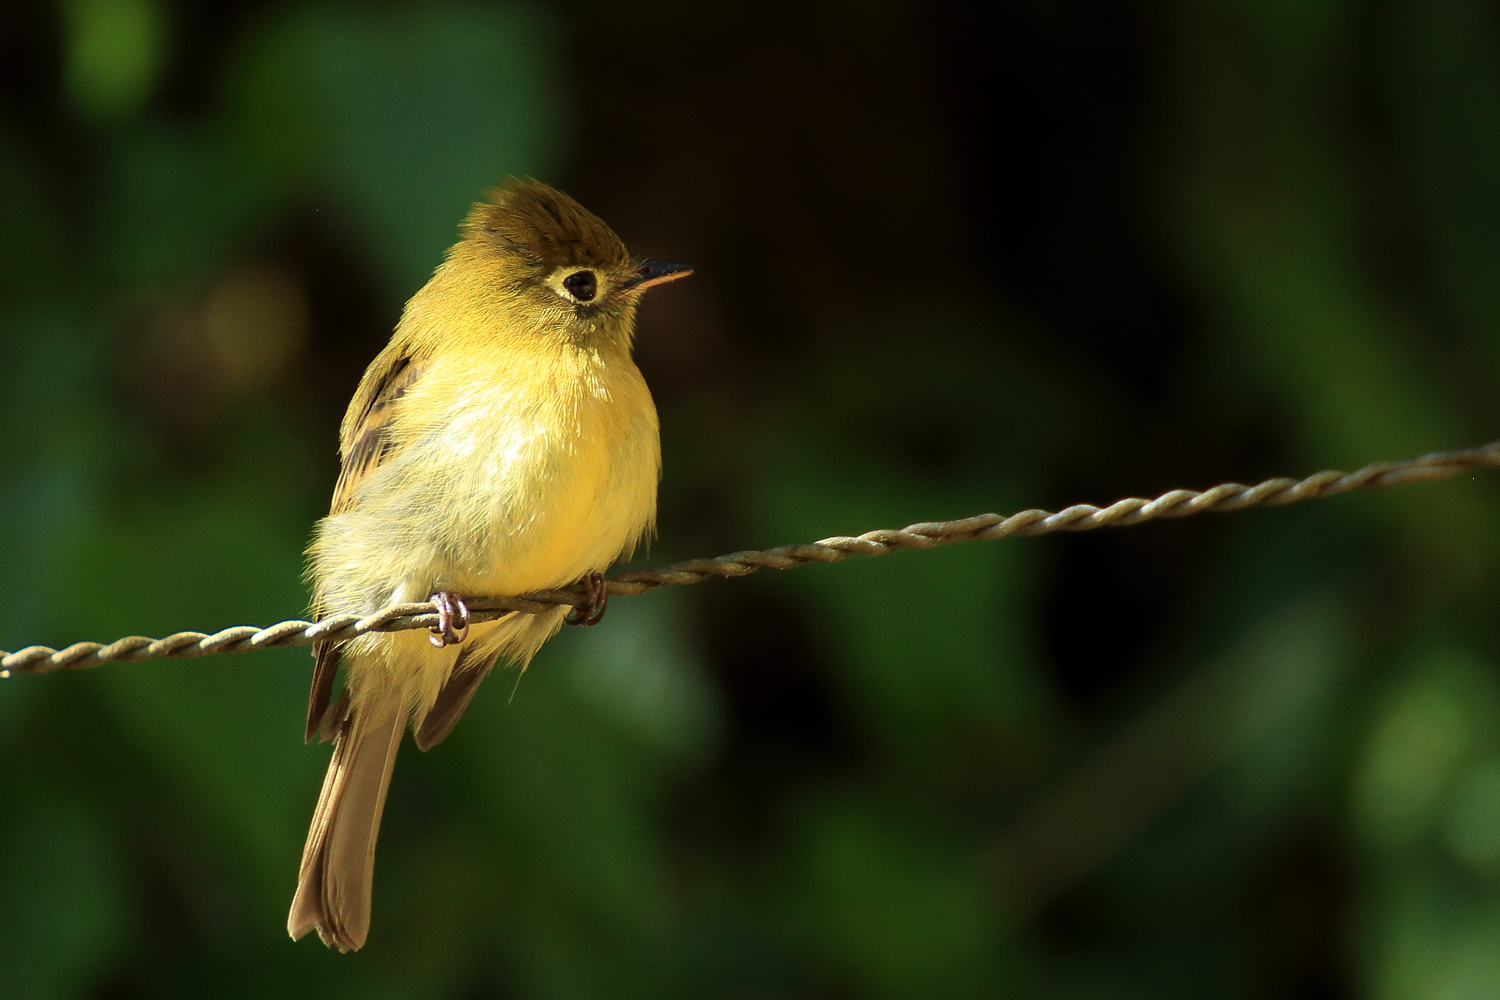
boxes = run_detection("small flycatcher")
[289,180,689,952]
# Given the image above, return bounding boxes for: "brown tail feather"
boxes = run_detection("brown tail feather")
[287,692,405,952]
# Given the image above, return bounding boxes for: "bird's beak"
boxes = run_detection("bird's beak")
[623,259,693,290]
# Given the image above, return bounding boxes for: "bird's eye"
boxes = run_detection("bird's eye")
[562,270,597,302]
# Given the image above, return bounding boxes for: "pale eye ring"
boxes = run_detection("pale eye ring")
[562,270,597,302]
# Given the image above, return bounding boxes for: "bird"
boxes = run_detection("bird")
[287,179,690,952]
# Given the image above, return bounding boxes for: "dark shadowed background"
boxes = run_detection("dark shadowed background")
[3,0,1500,996]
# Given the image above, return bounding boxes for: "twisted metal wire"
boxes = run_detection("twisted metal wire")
[5,440,1498,677]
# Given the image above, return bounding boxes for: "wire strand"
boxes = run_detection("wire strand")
[5,440,1498,677]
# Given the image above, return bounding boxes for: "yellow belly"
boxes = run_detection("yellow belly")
[462,373,660,596]
[318,341,659,612]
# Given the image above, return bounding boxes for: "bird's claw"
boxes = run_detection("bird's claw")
[565,573,608,627]
[428,591,470,647]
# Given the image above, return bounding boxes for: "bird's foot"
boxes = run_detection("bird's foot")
[565,573,608,627]
[428,591,470,647]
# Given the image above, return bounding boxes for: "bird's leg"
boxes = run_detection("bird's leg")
[565,573,608,627]
[428,591,470,648]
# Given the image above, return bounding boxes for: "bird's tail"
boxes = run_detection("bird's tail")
[287,689,406,952]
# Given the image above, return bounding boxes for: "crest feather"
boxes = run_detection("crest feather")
[461,179,628,271]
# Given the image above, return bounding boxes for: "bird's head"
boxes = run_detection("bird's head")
[451,179,690,346]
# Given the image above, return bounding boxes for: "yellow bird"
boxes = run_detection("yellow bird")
[288,180,690,952]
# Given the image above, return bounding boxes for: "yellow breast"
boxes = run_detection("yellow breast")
[390,340,660,598]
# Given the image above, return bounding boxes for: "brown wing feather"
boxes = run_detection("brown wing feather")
[305,641,344,743]
[331,352,421,515]
[414,641,505,751]
[304,346,428,743]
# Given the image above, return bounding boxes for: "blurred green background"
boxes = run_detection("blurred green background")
[2,0,1500,996]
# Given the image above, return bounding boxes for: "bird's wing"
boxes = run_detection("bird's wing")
[305,345,429,743]
[331,349,426,516]
[414,644,501,751]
